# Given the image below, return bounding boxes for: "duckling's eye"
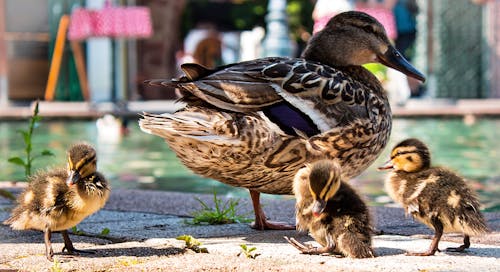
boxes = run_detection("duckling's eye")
[406,156,413,162]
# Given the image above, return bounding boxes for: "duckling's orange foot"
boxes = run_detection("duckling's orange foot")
[46,251,54,262]
[284,236,333,255]
[284,236,316,253]
[445,245,468,253]
[62,246,96,256]
[405,250,437,256]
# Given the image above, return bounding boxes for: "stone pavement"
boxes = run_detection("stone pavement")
[0,185,499,272]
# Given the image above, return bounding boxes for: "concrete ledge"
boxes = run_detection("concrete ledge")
[1,99,500,120]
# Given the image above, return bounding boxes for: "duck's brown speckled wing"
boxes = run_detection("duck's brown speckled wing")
[147,57,384,135]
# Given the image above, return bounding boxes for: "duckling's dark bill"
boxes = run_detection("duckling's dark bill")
[66,170,80,186]
[312,199,327,217]
[377,160,394,171]
[378,45,425,82]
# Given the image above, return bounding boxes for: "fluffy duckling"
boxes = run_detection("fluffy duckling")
[285,160,374,258]
[3,143,110,261]
[378,138,489,256]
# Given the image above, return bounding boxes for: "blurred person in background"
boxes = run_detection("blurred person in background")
[394,0,422,97]
[355,0,411,106]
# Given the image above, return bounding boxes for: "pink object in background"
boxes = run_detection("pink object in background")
[68,3,153,41]
[67,8,93,40]
[355,6,397,40]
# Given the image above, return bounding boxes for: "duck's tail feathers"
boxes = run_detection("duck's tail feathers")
[337,231,375,258]
[3,210,27,230]
[459,201,490,236]
[139,111,238,144]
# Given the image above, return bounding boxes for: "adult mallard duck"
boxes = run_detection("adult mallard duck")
[378,138,489,256]
[285,160,374,258]
[4,143,110,261]
[139,11,425,230]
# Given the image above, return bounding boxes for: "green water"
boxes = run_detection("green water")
[0,118,498,211]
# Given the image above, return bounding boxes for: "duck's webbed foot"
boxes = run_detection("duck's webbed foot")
[249,190,295,230]
[407,218,442,256]
[284,236,334,255]
[446,235,470,253]
[61,230,95,256]
[251,218,295,230]
[44,227,54,261]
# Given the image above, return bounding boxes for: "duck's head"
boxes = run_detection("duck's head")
[307,160,342,217]
[378,138,431,173]
[302,11,425,82]
[66,143,97,186]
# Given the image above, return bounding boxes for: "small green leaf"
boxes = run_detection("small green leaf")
[41,150,55,156]
[32,115,42,123]
[8,157,26,166]
[100,228,110,235]
[21,131,30,144]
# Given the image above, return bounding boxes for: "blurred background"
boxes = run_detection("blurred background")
[1,0,499,104]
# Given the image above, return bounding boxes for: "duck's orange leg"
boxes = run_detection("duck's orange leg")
[61,230,95,255]
[249,190,295,230]
[446,235,470,252]
[44,226,54,261]
[407,217,443,256]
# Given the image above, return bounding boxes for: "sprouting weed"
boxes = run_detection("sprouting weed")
[7,100,55,179]
[237,244,260,259]
[100,227,110,236]
[70,225,85,235]
[176,235,209,253]
[187,190,251,225]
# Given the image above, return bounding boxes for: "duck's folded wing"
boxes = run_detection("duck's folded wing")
[148,57,382,136]
[147,57,288,112]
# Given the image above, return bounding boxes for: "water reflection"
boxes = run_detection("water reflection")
[0,117,498,211]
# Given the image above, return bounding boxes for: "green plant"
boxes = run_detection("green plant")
[176,235,208,253]
[70,225,85,235]
[100,227,110,236]
[8,101,54,179]
[237,244,260,259]
[187,190,251,225]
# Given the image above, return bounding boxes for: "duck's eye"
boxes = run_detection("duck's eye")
[362,25,373,33]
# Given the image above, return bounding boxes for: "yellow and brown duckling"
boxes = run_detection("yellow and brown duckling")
[378,138,489,256]
[3,143,110,261]
[140,11,425,230]
[285,160,374,258]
